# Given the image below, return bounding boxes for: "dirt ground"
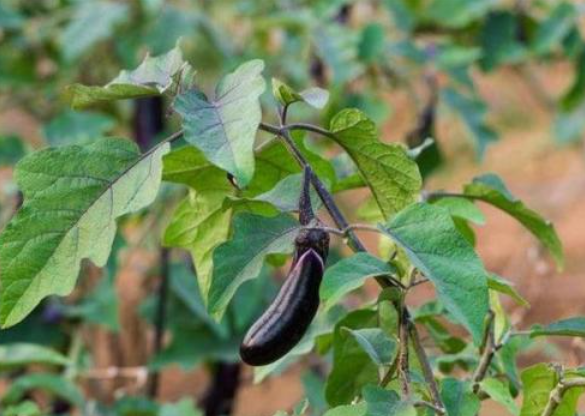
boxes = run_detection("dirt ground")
[1,64,585,414]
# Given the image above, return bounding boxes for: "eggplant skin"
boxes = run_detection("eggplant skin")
[240,249,325,366]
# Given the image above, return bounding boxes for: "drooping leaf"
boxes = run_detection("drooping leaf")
[487,274,529,307]
[0,343,69,371]
[330,109,422,218]
[66,45,190,109]
[1,373,83,407]
[381,203,489,343]
[207,213,300,319]
[0,138,169,328]
[480,378,519,416]
[320,252,396,310]
[463,174,564,269]
[60,1,129,62]
[174,60,266,187]
[43,110,115,146]
[530,317,585,339]
[325,309,379,406]
[163,146,233,302]
[272,78,329,109]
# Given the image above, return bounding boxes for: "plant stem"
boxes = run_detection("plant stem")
[398,304,411,396]
[472,311,496,393]
[147,247,170,398]
[262,118,445,412]
[541,377,585,416]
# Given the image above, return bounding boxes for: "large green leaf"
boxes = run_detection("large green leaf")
[60,1,129,62]
[320,252,396,310]
[330,109,422,218]
[67,45,190,109]
[0,343,69,371]
[343,328,397,366]
[463,174,563,269]
[0,138,169,328]
[174,60,266,188]
[381,203,489,343]
[530,317,585,338]
[207,213,300,319]
[163,146,233,302]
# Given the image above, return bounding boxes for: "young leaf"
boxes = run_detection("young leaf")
[330,109,422,218]
[163,146,233,302]
[66,45,189,109]
[381,203,489,344]
[487,274,529,307]
[463,174,564,269]
[480,378,519,416]
[272,78,329,109]
[519,364,557,416]
[320,252,396,310]
[174,60,266,188]
[0,343,70,371]
[0,138,169,328]
[530,317,585,338]
[207,213,300,319]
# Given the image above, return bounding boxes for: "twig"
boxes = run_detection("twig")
[410,321,444,412]
[414,400,446,415]
[399,305,411,396]
[472,311,496,393]
[541,376,585,416]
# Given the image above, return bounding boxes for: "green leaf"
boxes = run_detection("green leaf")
[160,399,203,416]
[441,378,480,416]
[66,45,189,109]
[325,309,379,406]
[207,213,300,319]
[425,0,494,28]
[323,403,366,416]
[174,59,266,188]
[330,109,422,218]
[4,401,41,416]
[487,274,529,307]
[463,173,564,269]
[0,135,27,166]
[442,88,497,158]
[314,23,363,86]
[272,78,329,109]
[530,317,585,338]
[43,110,115,146]
[431,197,485,225]
[381,203,489,344]
[520,364,557,416]
[480,378,519,416]
[554,103,585,145]
[1,373,83,407]
[163,146,233,302]
[479,12,526,71]
[362,385,416,416]
[343,328,396,366]
[320,252,396,310]
[532,2,575,55]
[0,138,169,328]
[60,1,129,62]
[0,343,69,371]
[358,24,386,64]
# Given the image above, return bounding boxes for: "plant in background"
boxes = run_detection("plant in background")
[0,42,583,416]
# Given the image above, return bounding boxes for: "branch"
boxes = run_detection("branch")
[410,321,444,412]
[414,400,446,415]
[472,311,496,393]
[399,305,411,396]
[541,376,585,416]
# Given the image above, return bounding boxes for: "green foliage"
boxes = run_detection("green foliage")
[0,343,69,371]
